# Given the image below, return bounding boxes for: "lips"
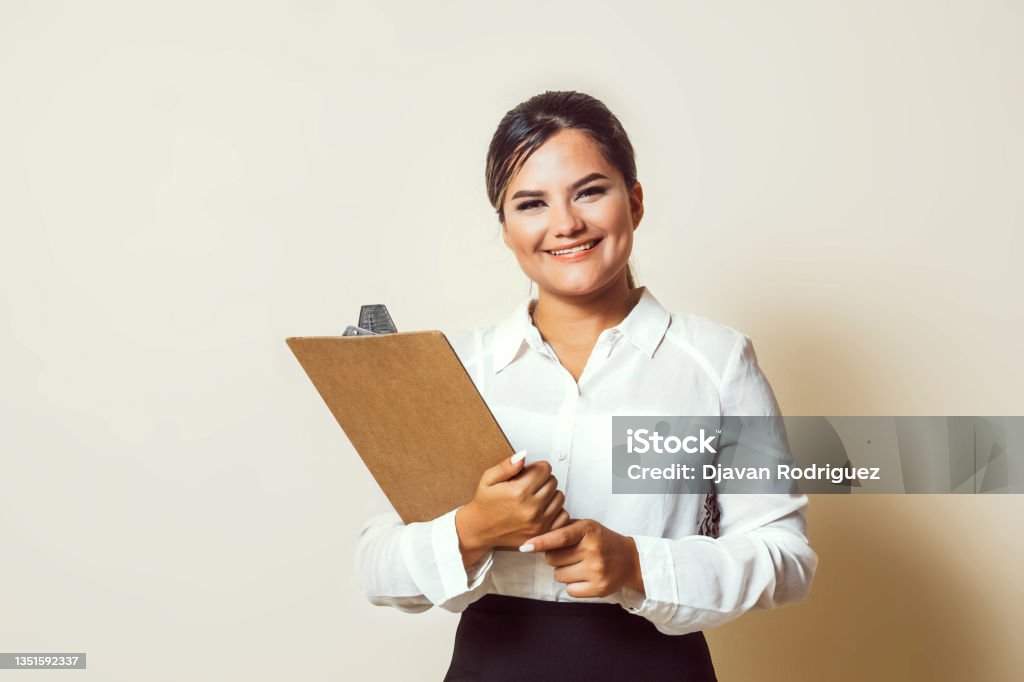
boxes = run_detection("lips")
[544,237,603,256]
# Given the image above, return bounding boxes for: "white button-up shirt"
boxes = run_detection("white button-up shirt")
[355,286,818,636]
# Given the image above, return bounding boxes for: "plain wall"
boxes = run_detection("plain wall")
[1,1,1021,680]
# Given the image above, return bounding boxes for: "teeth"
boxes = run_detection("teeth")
[549,240,596,255]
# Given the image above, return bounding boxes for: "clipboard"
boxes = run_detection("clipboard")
[286,330,515,524]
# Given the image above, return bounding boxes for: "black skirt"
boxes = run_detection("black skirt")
[443,594,717,682]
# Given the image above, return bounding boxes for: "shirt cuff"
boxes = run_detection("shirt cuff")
[399,506,493,605]
[620,535,678,624]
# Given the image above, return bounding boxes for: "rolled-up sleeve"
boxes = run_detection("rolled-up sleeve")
[354,486,494,614]
[620,333,819,635]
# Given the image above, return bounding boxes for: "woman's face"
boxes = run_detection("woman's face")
[500,128,643,298]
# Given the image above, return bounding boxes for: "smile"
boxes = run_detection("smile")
[544,238,603,257]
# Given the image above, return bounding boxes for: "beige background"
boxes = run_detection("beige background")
[1,1,1021,680]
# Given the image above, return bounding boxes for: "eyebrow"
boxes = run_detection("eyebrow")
[509,172,610,201]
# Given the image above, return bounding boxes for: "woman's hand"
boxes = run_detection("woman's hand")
[519,519,645,598]
[455,452,570,565]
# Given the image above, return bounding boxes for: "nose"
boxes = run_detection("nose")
[552,200,586,238]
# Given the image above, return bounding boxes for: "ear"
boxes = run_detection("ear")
[501,220,511,248]
[630,181,644,230]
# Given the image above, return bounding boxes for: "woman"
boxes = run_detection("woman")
[355,90,819,681]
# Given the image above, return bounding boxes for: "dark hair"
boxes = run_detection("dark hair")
[485,90,640,289]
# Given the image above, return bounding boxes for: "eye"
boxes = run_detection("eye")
[515,199,544,212]
[577,186,606,199]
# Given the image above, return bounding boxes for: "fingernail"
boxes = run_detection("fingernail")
[519,543,535,552]
[511,450,527,465]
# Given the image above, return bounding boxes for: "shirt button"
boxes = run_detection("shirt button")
[557,451,567,461]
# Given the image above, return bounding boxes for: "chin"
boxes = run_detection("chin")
[531,263,625,296]
[542,278,611,297]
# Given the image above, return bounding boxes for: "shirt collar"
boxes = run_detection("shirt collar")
[491,285,672,374]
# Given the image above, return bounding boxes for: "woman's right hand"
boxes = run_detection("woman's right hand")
[455,452,569,564]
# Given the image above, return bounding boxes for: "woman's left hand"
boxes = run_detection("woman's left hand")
[519,519,645,598]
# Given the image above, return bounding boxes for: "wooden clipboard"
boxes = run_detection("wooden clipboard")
[286,331,514,524]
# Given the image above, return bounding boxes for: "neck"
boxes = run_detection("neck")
[531,275,640,348]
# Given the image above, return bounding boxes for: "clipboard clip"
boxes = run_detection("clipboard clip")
[342,304,397,336]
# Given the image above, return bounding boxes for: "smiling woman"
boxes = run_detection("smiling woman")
[486,93,641,296]
[354,90,818,682]
[498,133,639,296]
